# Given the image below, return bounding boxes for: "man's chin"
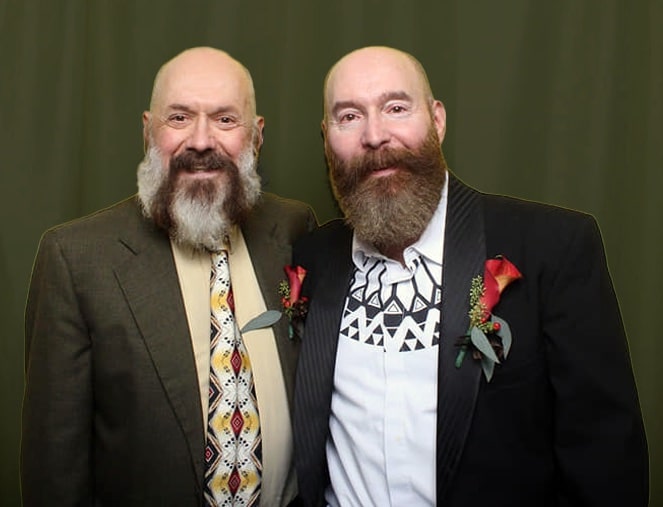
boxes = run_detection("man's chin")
[176,175,223,204]
[361,169,410,196]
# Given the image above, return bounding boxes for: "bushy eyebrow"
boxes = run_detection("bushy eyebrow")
[330,90,413,118]
[165,103,241,116]
[379,91,413,103]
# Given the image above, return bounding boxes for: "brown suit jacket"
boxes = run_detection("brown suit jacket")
[22,193,316,506]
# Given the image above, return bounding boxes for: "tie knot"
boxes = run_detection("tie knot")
[210,249,234,315]
[211,249,229,268]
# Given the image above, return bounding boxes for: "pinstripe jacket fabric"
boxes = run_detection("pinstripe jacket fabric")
[292,174,648,507]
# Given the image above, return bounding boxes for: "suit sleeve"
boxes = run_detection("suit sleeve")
[22,231,93,505]
[541,215,648,505]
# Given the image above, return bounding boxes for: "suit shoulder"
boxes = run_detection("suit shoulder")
[242,192,317,247]
[294,219,351,255]
[480,192,605,268]
[40,196,142,243]
[256,192,316,219]
[482,193,598,233]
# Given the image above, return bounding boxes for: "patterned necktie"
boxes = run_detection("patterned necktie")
[204,250,262,507]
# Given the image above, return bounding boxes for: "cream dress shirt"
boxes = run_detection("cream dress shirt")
[171,228,295,507]
[326,174,448,507]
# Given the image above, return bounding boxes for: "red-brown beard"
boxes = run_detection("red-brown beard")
[326,126,447,254]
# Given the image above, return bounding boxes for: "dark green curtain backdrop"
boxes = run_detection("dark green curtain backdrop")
[2,1,661,504]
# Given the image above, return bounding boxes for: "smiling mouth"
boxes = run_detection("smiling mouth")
[370,166,398,177]
[179,166,221,179]
[185,164,221,172]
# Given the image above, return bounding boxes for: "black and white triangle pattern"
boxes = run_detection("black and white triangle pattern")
[339,256,442,351]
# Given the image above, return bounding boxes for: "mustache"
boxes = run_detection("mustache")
[170,149,238,173]
[330,147,419,196]
[353,148,416,180]
[328,126,444,191]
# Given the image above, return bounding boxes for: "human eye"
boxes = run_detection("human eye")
[333,110,363,128]
[165,112,191,129]
[214,114,240,130]
[386,103,410,115]
[340,112,358,122]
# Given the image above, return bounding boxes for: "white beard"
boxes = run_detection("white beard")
[137,143,261,251]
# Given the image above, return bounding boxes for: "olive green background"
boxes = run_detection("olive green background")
[1,0,661,505]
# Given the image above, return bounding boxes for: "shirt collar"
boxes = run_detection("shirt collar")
[224,225,240,253]
[171,224,241,257]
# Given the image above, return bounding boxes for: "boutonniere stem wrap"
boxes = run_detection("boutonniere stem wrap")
[455,256,522,382]
[279,265,308,339]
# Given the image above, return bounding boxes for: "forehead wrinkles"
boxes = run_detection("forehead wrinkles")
[150,52,256,117]
[159,71,246,112]
[325,51,427,117]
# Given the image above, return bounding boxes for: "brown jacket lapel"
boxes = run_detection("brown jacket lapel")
[114,198,205,485]
[242,192,317,410]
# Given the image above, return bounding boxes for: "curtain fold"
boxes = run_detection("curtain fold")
[2,1,660,505]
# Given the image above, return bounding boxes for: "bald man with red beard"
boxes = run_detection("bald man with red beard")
[292,46,648,507]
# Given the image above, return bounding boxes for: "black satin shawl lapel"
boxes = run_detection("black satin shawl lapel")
[293,224,354,504]
[436,174,485,502]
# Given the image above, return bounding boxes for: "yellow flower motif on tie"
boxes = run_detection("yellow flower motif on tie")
[211,290,230,313]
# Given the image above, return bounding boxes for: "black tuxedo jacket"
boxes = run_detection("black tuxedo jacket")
[292,175,648,506]
[22,193,316,506]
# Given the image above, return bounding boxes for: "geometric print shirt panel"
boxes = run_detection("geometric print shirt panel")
[340,253,443,351]
[345,174,448,352]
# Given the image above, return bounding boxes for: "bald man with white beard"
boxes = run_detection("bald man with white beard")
[21,47,316,507]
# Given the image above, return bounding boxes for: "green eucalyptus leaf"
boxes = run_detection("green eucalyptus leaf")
[470,326,500,363]
[240,310,282,334]
[481,354,496,382]
[455,347,467,368]
[492,314,512,358]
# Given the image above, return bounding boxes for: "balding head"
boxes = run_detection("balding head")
[323,46,435,123]
[141,46,264,172]
[149,47,257,118]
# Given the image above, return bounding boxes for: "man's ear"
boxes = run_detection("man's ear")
[321,119,327,141]
[254,116,265,152]
[142,111,150,153]
[432,100,446,143]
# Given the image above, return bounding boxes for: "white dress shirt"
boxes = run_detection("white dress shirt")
[326,175,448,507]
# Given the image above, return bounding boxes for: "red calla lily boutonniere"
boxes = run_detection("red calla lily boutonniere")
[239,265,309,336]
[455,256,523,381]
[278,265,309,339]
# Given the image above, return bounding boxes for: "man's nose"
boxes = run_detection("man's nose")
[187,116,215,152]
[360,114,390,149]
